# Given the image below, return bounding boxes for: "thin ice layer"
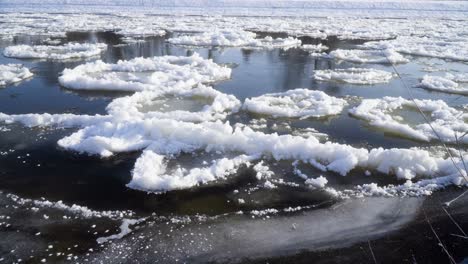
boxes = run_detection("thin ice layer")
[313,68,394,84]
[0,64,33,86]
[59,53,231,92]
[168,29,301,49]
[330,49,409,64]
[242,89,347,119]
[349,96,468,143]
[3,43,107,60]
[418,73,468,95]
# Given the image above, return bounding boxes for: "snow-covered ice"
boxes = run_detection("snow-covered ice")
[330,49,409,64]
[0,64,33,86]
[168,30,301,49]
[313,68,394,84]
[349,97,468,144]
[417,73,468,95]
[242,89,347,119]
[3,43,107,60]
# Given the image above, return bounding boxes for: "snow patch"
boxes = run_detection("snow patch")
[0,64,33,86]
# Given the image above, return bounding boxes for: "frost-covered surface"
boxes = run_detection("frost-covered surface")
[349,97,468,144]
[0,64,33,86]
[417,73,468,95]
[168,30,301,49]
[313,68,394,84]
[3,43,107,60]
[330,49,409,64]
[243,89,347,119]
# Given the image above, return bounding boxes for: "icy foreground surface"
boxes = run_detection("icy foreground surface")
[313,68,394,85]
[3,43,107,60]
[349,97,468,144]
[0,53,467,194]
[243,89,347,119]
[0,64,33,86]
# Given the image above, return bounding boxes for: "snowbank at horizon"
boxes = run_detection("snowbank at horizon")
[3,0,468,17]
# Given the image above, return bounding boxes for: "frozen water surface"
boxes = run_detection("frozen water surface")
[0,3,468,263]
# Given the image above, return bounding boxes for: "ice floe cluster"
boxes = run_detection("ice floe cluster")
[330,49,409,64]
[168,29,301,49]
[3,43,107,60]
[349,97,468,144]
[313,68,394,85]
[0,64,33,86]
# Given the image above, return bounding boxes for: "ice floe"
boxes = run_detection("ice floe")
[363,36,468,62]
[349,96,468,143]
[3,43,107,60]
[167,29,301,49]
[313,68,394,84]
[330,49,409,64]
[242,89,347,119]
[417,73,468,95]
[0,64,33,86]
[59,53,231,92]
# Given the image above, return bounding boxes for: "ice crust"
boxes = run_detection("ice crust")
[242,89,347,119]
[313,68,394,84]
[349,96,468,144]
[3,43,107,60]
[0,64,33,86]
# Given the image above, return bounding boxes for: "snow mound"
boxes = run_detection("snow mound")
[3,43,107,60]
[242,89,347,119]
[417,73,468,95]
[349,96,468,143]
[313,68,394,84]
[59,53,232,92]
[0,64,33,86]
[330,49,408,64]
[168,30,301,49]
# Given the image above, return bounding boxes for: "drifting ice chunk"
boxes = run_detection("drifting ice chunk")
[330,49,408,64]
[168,30,301,49]
[59,53,231,92]
[418,73,468,95]
[127,151,255,192]
[3,43,107,60]
[349,96,468,144]
[313,68,394,84]
[0,64,33,86]
[301,44,328,52]
[243,88,347,119]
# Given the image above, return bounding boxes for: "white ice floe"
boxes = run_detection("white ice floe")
[349,96,468,144]
[293,161,328,188]
[128,151,255,192]
[3,43,107,60]
[363,36,468,62]
[313,68,394,85]
[301,44,328,52]
[59,53,231,92]
[0,64,33,86]
[417,73,468,95]
[242,89,347,119]
[167,30,301,49]
[330,49,409,64]
[97,218,144,244]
